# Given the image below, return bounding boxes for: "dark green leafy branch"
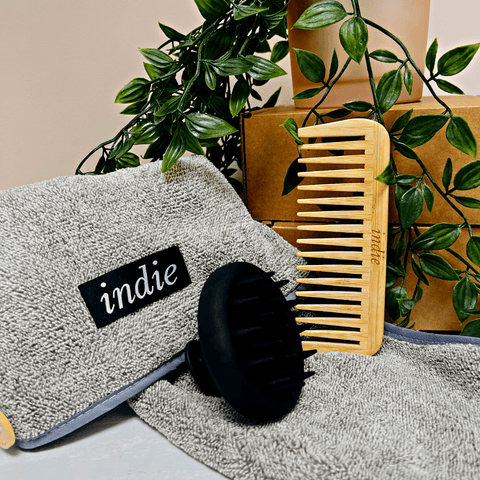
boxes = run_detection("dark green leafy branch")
[282,0,480,335]
[76,0,290,191]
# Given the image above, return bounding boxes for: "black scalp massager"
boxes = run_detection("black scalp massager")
[174,262,315,421]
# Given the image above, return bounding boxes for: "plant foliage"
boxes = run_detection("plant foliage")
[282,0,480,336]
[76,0,289,189]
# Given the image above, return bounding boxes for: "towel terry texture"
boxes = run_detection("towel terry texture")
[0,156,303,445]
[129,334,480,480]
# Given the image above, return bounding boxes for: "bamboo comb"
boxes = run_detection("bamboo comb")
[294,119,389,356]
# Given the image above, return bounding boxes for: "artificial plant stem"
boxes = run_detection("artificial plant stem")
[446,248,480,275]
[362,17,453,116]
[363,47,385,127]
[414,156,474,237]
[404,227,412,273]
[76,105,153,174]
[301,58,352,128]
[351,0,385,126]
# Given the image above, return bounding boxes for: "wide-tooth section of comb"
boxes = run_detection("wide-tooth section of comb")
[294,119,389,356]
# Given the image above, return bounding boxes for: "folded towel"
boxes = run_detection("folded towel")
[0,156,302,449]
[130,324,480,480]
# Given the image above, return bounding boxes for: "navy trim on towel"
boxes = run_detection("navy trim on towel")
[17,352,186,449]
[384,322,480,346]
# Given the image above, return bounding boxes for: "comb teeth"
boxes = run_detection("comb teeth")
[295,119,389,356]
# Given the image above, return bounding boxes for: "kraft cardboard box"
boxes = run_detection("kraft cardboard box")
[243,96,480,331]
[242,96,480,224]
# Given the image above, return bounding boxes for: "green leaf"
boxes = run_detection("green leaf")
[386,269,400,289]
[398,187,423,230]
[374,161,396,185]
[425,38,438,75]
[452,195,480,209]
[386,285,408,320]
[204,65,217,90]
[114,78,150,104]
[94,155,106,174]
[132,122,160,145]
[117,152,140,169]
[282,158,307,196]
[293,87,324,100]
[442,158,453,191]
[369,49,399,63]
[423,183,434,213]
[233,4,269,20]
[413,284,423,302]
[437,43,480,76]
[143,136,170,160]
[292,0,347,30]
[376,69,403,113]
[446,116,477,158]
[435,78,465,95]
[109,136,135,159]
[158,23,185,41]
[245,55,287,81]
[395,174,417,185]
[327,48,339,82]
[339,17,369,64]
[280,117,304,145]
[271,41,289,63]
[211,58,253,76]
[398,297,418,318]
[453,160,480,190]
[139,48,174,69]
[392,140,419,160]
[144,62,165,81]
[294,48,326,84]
[395,184,410,209]
[343,101,373,112]
[229,77,250,117]
[120,99,148,115]
[180,123,204,156]
[250,89,262,101]
[394,234,406,262]
[263,87,282,109]
[466,236,480,268]
[255,40,271,54]
[399,114,449,148]
[193,0,228,21]
[154,96,182,119]
[185,113,238,139]
[453,276,478,323]
[411,256,430,286]
[324,108,350,119]
[419,253,459,281]
[390,109,413,133]
[411,223,461,251]
[162,126,186,173]
[404,66,413,95]
[460,319,480,337]
[387,260,405,277]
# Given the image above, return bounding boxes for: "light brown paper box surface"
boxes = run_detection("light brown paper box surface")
[242,96,480,224]
[243,97,480,331]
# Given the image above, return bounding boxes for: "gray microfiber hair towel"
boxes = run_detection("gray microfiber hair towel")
[0,155,303,449]
[129,324,480,480]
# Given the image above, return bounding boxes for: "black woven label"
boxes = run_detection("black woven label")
[79,246,191,329]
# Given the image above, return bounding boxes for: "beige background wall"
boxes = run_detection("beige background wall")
[1,0,479,190]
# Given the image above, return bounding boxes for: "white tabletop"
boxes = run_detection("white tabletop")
[0,403,226,480]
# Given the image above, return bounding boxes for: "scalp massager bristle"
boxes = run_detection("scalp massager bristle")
[185,262,316,421]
